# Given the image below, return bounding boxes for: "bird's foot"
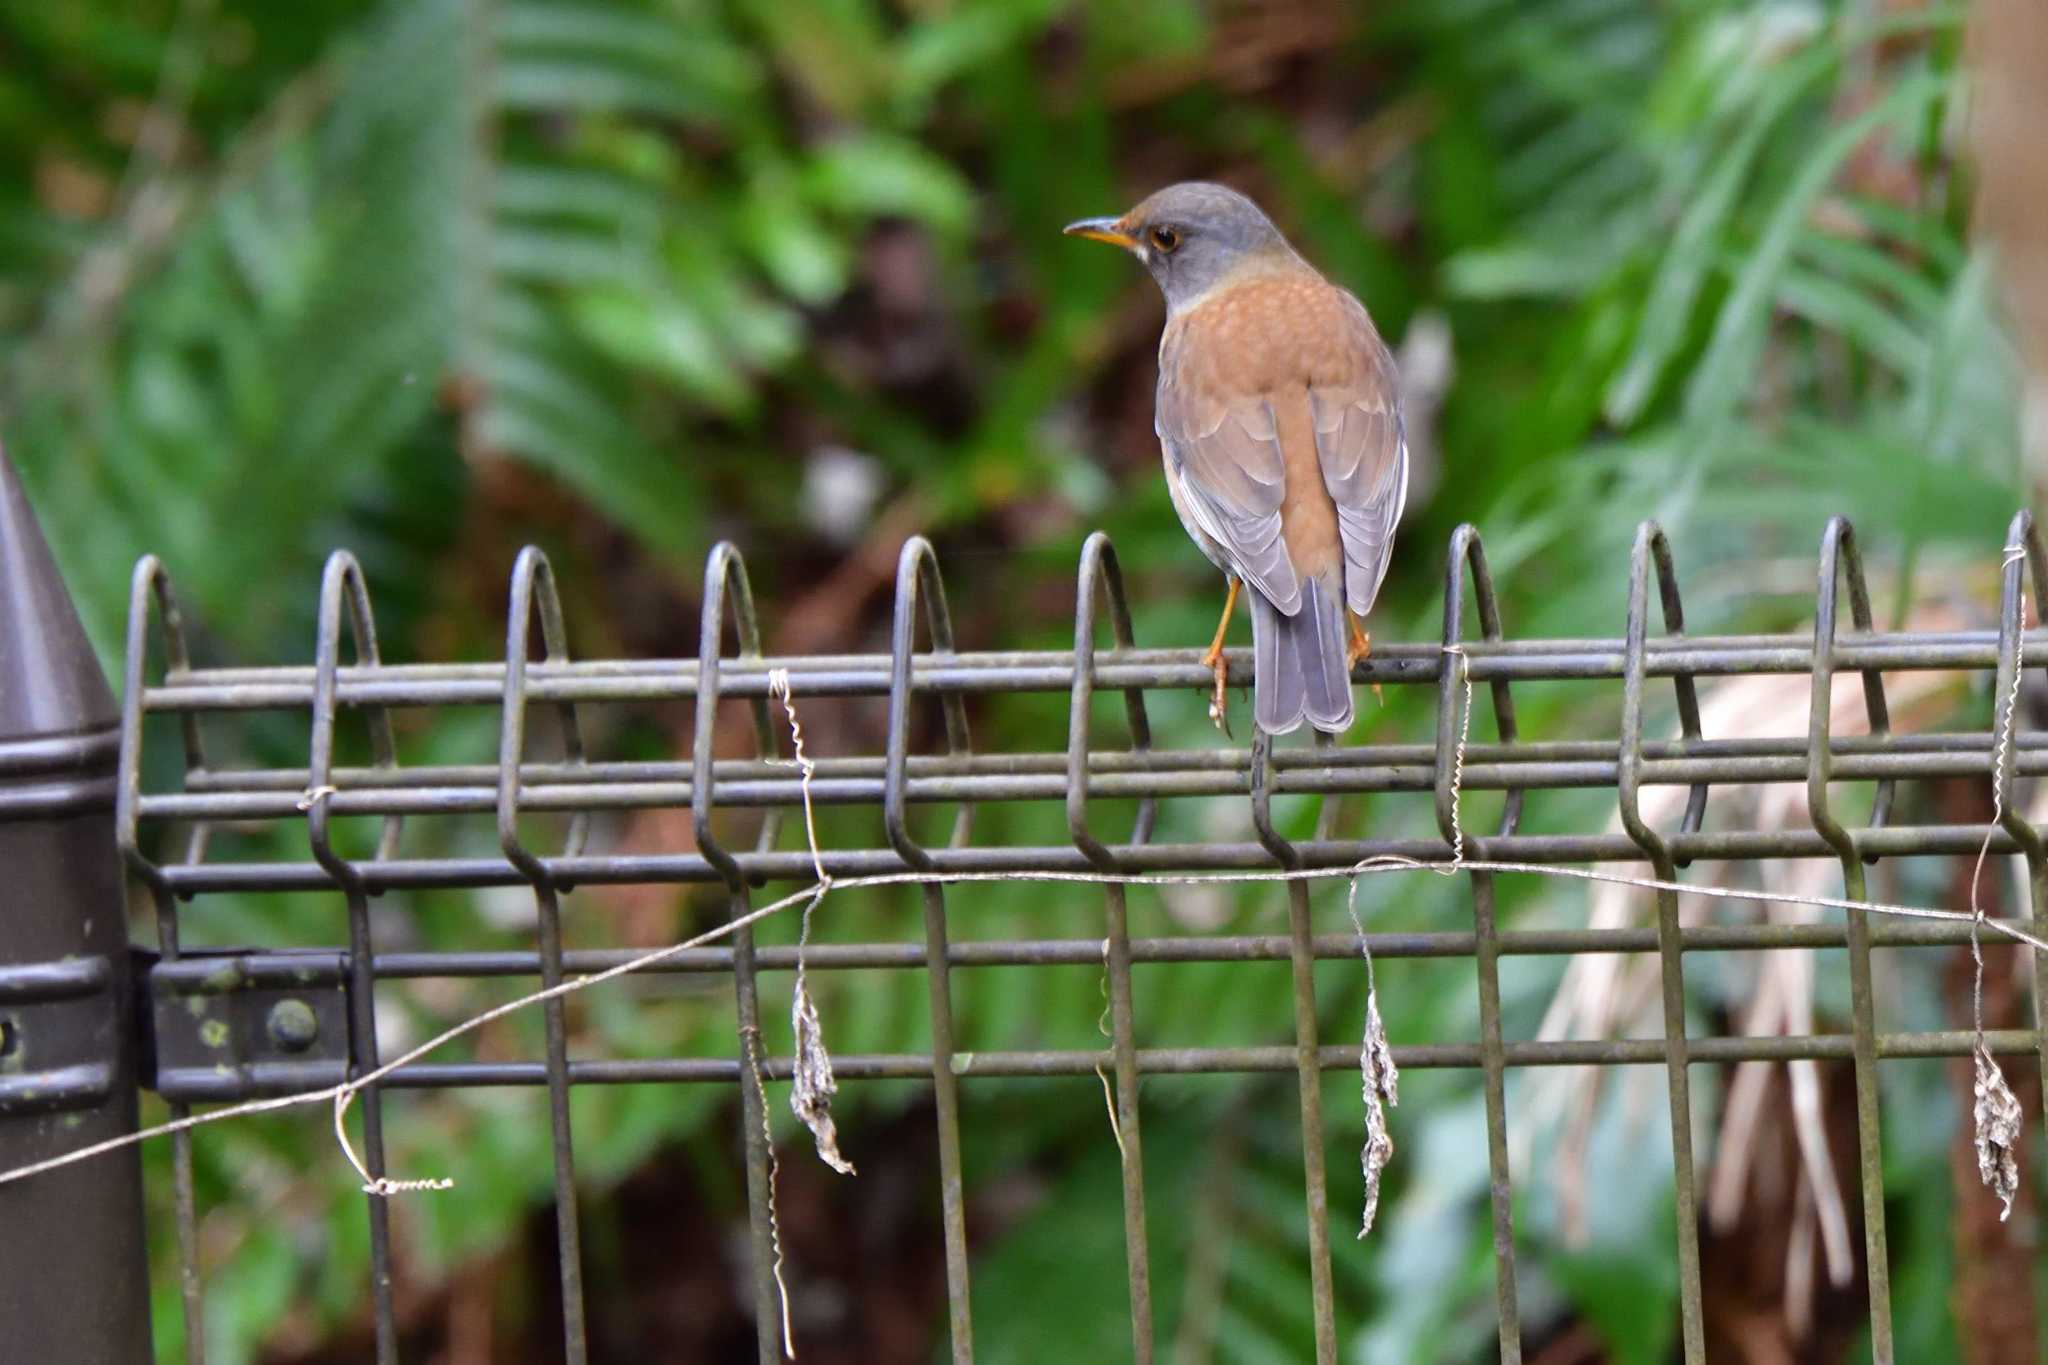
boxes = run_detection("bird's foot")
[1347,615,1384,705]
[1200,642,1233,738]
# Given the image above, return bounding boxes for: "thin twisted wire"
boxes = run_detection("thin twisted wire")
[740,1020,797,1358]
[761,666,824,1353]
[1967,545,2031,1047]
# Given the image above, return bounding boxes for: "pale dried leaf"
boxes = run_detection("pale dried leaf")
[1973,1043,2022,1221]
[1358,986,1397,1238]
[791,979,855,1176]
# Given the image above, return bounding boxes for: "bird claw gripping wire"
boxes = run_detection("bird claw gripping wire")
[1207,677,1233,738]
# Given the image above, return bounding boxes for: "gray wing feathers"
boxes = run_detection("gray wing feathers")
[1311,390,1407,617]
[1159,398,1303,614]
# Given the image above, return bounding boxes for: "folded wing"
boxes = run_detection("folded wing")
[1311,302,1407,617]
[1155,350,1302,615]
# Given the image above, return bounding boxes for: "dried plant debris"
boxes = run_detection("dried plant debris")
[791,978,855,1176]
[1358,985,1398,1239]
[1973,1043,2022,1222]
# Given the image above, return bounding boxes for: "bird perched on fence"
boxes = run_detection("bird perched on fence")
[1066,183,1407,737]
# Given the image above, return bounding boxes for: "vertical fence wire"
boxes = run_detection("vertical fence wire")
[306,552,404,1363]
[1441,524,1525,1364]
[918,869,975,1365]
[499,547,590,1363]
[117,557,210,1365]
[1808,519,1897,1361]
[1070,533,1160,1364]
[1249,728,1338,1365]
[694,542,785,1364]
[885,537,980,1363]
[1997,515,2048,1147]
[1618,523,1707,1365]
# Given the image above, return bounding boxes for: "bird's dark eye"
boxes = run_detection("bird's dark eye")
[1149,225,1181,253]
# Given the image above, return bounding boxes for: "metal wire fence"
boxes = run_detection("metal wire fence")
[5,488,2046,1364]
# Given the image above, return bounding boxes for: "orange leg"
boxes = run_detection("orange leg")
[1347,609,1384,704]
[1199,577,1241,735]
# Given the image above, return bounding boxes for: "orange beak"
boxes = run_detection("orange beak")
[1063,216,1138,249]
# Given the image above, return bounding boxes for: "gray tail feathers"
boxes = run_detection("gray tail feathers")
[1251,579,1354,736]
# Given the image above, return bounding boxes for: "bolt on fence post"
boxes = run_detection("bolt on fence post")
[0,448,154,1362]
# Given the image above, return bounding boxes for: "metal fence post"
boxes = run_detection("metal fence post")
[0,448,154,1362]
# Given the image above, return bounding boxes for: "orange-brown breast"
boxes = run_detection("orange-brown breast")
[1168,271,1381,586]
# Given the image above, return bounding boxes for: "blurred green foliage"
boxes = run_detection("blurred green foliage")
[0,0,2030,1361]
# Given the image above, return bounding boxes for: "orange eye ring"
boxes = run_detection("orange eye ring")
[1148,225,1180,253]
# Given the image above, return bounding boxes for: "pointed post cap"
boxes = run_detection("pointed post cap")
[0,443,117,743]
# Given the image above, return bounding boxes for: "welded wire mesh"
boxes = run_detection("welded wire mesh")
[107,511,2048,1365]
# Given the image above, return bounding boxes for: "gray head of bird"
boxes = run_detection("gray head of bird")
[1064,181,1301,314]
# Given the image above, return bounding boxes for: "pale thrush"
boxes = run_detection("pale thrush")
[1067,182,1407,736]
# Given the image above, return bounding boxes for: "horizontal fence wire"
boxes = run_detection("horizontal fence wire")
[87,511,2048,1365]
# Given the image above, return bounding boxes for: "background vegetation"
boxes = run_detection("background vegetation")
[1,0,2039,1360]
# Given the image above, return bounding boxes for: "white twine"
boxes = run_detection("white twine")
[332,1097,453,1197]
[1442,644,1469,869]
[771,667,830,891]
[741,1021,798,1359]
[771,667,853,1178]
[761,667,846,1358]
[1965,545,2029,1221]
